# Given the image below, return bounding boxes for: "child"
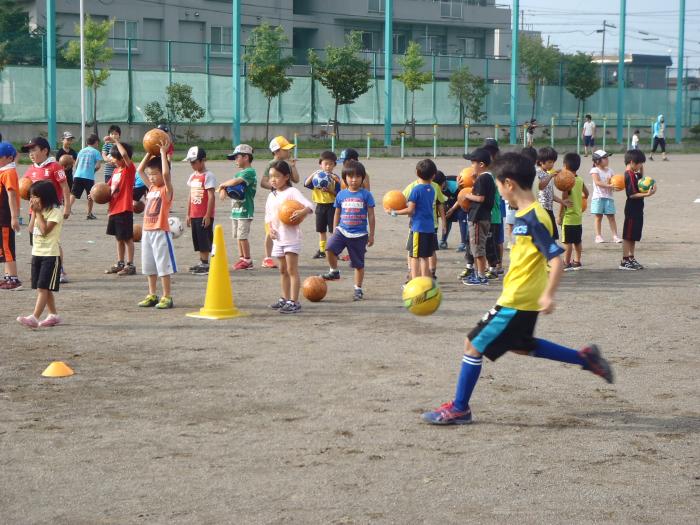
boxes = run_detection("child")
[650,115,667,161]
[219,144,256,271]
[631,129,640,150]
[526,119,537,147]
[485,169,503,279]
[305,151,340,259]
[535,147,566,241]
[136,141,176,309]
[421,152,614,426]
[387,159,439,280]
[558,152,589,271]
[462,148,495,286]
[590,149,621,243]
[183,146,216,275]
[102,125,121,182]
[439,172,460,250]
[0,142,22,290]
[17,181,64,327]
[260,136,300,269]
[69,134,102,220]
[339,148,371,189]
[582,114,596,157]
[21,136,71,283]
[619,149,656,270]
[321,160,375,301]
[265,160,313,314]
[56,131,77,189]
[104,139,136,276]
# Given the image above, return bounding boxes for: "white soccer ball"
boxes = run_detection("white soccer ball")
[168,216,184,239]
[312,170,332,189]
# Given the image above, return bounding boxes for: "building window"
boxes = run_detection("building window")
[441,0,463,19]
[420,35,446,56]
[457,37,478,57]
[356,31,376,51]
[393,33,407,55]
[293,0,312,15]
[368,0,385,13]
[211,26,232,54]
[112,20,138,51]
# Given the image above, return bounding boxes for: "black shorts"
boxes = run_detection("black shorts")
[66,171,73,189]
[406,231,437,259]
[0,226,16,263]
[71,177,94,199]
[546,209,559,240]
[623,214,643,242]
[562,224,582,245]
[133,186,148,201]
[468,305,539,361]
[315,203,335,233]
[190,217,214,253]
[31,255,62,291]
[106,211,134,241]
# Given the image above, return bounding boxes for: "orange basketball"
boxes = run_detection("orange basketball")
[133,199,145,214]
[133,223,142,243]
[458,187,473,211]
[90,182,112,204]
[458,167,475,189]
[382,190,407,211]
[582,196,587,212]
[554,169,576,192]
[278,199,306,225]
[143,128,169,155]
[19,177,32,200]
[610,174,625,191]
[302,276,327,302]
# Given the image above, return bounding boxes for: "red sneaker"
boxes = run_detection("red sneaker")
[233,259,253,271]
[262,257,277,269]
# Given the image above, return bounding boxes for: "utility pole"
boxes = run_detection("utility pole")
[46,0,57,147]
[596,20,616,116]
[510,0,520,145]
[616,0,626,144]
[675,0,685,144]
[232,0,241,146]
[384,0,393,147]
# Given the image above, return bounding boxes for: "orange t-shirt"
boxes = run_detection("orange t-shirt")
[0,164,20,226]
[108,163,136,215]
[143,184,172,231]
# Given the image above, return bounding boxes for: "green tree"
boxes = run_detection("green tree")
[519,35,560,120]
[308,31,372,139]
[63,16,113,136]
[243,23,294,142]
[563,52,600,120]
[0,1,44,67]
[397,41,432,139]
[146,83,205,142]
[449,67,488,125]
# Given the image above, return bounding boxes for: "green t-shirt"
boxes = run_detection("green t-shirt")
[563,176,584,226]
[490,174,502,224]
[230,167,257,220]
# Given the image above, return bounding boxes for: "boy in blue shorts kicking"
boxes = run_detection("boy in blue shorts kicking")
[422,152,614,425]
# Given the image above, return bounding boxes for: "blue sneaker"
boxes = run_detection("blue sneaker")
[456,243,466,253]
[463,274,488,286]
[422,401,473,425]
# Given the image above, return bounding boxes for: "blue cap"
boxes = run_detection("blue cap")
[0,142,17,158]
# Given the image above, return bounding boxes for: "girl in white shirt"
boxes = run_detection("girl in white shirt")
[265,160,313,314]
[589,151,622,243]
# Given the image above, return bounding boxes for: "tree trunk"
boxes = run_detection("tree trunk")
[93,84,99,136]
[334,100,340,141]
[265,97,272,143]
[411,91,416,140]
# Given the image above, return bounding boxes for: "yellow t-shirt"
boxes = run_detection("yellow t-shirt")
[498,202,563,311]
[403,181,447,228]
[32,207,63,257]
[562,176,584,226]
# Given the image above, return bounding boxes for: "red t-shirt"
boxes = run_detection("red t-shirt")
[108,163,136,215]
[187,171,216,219]
[24,158,67,203]
[143,185,172,231]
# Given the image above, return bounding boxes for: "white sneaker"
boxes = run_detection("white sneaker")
[613,236,622,243]
[595,235,605,244]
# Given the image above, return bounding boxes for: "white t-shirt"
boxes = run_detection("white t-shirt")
[631,134,639,148]
[583,121,596,137]
[265,186,314,245]
[590,166,614,200]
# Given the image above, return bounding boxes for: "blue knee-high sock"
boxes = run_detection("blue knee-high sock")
[453,354,482,411]
[531,338,585,366]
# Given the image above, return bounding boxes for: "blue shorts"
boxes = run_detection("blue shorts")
[326,231,368,269]
[584,136,595,147]
[468,306,539,361]
[590,197,616,215]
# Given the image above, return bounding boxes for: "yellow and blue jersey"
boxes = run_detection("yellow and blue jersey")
[498,202,564,311]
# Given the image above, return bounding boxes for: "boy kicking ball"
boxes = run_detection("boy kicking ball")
[422,153,614,426]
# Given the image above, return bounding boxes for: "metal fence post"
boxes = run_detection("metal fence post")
[331,132,336,154]
[46,0,56,146]
[127,39,133,124]
[576,117,581,154]
[602,117,607,150]
[550,116,555,148]
[464,124,469,155]
[627,118,631,149]
[494,123,500,143]
[366,133,372,159]
[294,132,298,160]
[433,124,438,158]
[167,40,173,86]
[400,131,405,159]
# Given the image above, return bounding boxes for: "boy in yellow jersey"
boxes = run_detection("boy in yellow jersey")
[558,152,589,271]
[304,151,340,259]
[422,152,613,425]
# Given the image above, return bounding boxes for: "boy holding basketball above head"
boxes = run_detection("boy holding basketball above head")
[219,144,256,271]
[104,139,136,276]
[102,125,121,182]
[136,141,176,309]
[56,131,77,190]
[305,151,340,259]
[422,153,614,426]
[619,149,656,271]
[70,134,102,219]
[321,160,375,301]
[260,136,299,269]
[590,150,621,244]
[0,142,22,290]
[387,159,438,280]
[558,153,589,271]
[182,146,216,275]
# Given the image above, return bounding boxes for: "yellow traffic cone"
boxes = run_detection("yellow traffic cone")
[187,224,247,320]
[41,361,74,378]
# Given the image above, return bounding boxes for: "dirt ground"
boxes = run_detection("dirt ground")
[1,152,699,524]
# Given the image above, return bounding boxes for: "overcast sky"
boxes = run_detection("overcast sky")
[514,0,700,71]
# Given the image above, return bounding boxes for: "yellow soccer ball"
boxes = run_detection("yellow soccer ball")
[402,277,442,316]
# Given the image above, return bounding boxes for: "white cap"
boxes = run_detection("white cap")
[226,144,254,160]
[62,131,75,139]
[182,146,206,162]
[592,149,611,161]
